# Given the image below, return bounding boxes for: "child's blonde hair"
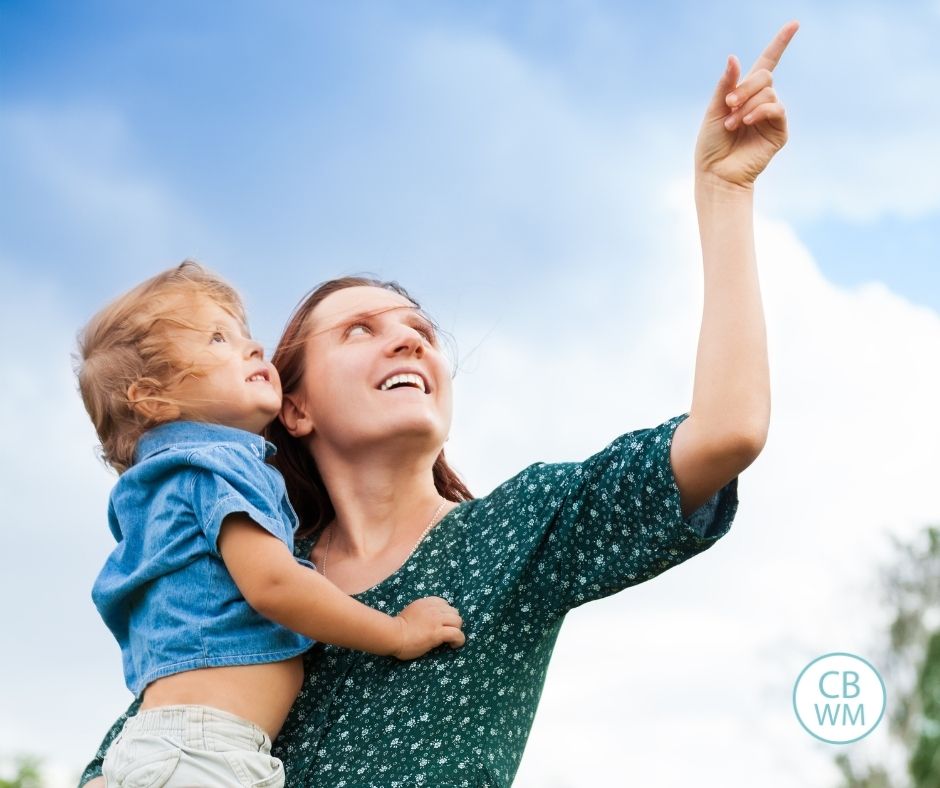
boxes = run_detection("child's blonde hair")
[75,260,247,474]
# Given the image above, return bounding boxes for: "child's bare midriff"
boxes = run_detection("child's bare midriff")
[140,655,304,740]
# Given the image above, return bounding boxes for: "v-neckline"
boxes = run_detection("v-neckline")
[305,500,471,600]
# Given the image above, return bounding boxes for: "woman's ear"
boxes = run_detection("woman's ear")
[127,382,180,423]
[280,392,315,438]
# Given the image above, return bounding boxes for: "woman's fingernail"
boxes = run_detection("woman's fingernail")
[724,116,735,130]
[726,93,738,106]
[743,113,753,123]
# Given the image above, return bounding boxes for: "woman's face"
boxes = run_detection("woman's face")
[294,285,453,457]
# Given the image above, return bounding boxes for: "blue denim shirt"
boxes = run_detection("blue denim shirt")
[92,421,314,697]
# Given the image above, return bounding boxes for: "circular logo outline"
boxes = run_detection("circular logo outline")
[792,651,887,745]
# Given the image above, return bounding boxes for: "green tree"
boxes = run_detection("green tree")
[908,630,940,784]
[0,756,43,788]
[835,525,940,788]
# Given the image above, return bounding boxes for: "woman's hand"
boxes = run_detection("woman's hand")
[694,20,799,191]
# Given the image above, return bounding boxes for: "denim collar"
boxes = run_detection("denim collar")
[135,420,276,464]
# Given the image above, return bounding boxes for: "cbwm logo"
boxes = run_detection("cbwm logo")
[793,653,887,744]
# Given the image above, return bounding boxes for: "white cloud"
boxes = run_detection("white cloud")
[767,127,940,223]
[447,184,940,786]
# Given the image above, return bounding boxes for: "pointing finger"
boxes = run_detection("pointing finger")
[746,20,800,78]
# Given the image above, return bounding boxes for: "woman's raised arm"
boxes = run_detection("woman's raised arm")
[673,21,799,514]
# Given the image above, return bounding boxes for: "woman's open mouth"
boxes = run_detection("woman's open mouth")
[377,371,429,394]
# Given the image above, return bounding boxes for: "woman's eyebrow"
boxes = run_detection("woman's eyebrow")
[324,305,421,332]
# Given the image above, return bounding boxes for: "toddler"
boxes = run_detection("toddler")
[76,261,464,787]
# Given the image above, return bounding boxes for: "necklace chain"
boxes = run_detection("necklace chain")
[320,500,448,580]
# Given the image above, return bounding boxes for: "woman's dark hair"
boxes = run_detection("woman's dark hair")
[267,276,473,538]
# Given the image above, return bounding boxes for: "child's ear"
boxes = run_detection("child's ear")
[127,382,180,423]
[280,393,315,438]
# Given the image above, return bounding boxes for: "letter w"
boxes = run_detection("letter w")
[814,703,840,725]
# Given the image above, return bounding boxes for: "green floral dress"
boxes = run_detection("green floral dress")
[80,412,738,787]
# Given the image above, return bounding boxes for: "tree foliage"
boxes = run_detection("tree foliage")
[835,525,940,787]
[0,756,42,788]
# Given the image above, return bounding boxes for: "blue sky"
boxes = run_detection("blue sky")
[2,2,939,786]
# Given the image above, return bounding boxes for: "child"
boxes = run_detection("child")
[76,261,465,787]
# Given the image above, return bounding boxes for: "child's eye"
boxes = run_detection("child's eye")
[210,331,226,343]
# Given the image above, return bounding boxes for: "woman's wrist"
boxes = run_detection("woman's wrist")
[694,170,755,201]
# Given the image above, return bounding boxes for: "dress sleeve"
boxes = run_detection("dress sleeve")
[522,412,738,619]
[77,697,140,786]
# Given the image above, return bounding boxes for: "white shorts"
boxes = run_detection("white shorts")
[103,704,284,787]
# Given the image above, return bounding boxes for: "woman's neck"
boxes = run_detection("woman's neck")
[314,445,445,560]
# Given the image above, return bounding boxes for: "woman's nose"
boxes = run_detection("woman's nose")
[387,327,424,356]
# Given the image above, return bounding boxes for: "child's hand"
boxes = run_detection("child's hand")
[391,596,465,660]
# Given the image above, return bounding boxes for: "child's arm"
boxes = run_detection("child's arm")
[218,514,465,659]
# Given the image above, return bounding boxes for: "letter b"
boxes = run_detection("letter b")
[842,671,860,699]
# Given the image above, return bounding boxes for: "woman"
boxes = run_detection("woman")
[81,21,797,787]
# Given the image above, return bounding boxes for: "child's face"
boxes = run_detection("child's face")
[164,298,282,434]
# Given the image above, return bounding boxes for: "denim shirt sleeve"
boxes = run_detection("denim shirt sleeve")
[188,445,296,555]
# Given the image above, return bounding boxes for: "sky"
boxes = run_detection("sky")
[2,1,939,786]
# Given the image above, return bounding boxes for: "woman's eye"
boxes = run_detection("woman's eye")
[415,324,436,343]
[347,323,372,337]
[210,331,226,343]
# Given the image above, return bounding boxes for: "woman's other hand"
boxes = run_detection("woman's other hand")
[694,20,799,190]
[392,596,465,660]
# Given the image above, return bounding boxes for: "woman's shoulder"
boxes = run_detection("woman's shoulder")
[455,460,578,529]
[479,441,623,499]
[459,414,692,522]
